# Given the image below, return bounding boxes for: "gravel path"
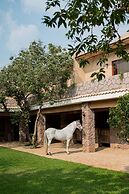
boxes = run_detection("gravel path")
[1,142,129,173]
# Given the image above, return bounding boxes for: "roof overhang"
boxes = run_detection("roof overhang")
[31,89,129,111]
[0,89,128,113]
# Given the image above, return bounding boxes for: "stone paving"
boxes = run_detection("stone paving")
[1,142,129,173]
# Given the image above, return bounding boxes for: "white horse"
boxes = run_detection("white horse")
[44,120,82,155]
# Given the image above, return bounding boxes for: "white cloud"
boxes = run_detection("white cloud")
[7,24,39,52]
[4,12,16,28]
[5,12,39,53]
[21,0,44,14]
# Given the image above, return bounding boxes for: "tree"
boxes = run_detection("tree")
[43,0,129,66]
[32,43,73,146]
[1,41,72,144]
[109,93,129,142]
[0,76,8,112]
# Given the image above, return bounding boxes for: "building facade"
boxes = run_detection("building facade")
[34,34,129,151]
[1,34,129,151]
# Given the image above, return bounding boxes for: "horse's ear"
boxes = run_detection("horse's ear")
[76,120,80,123]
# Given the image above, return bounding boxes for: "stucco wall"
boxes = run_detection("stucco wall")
[73,46,129,84]
[68,72,129,98]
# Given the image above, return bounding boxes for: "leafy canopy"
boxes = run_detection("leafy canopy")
[0,41,73,142]
[43,0,129,65]
[0,41,73,109]
[109,93,129,142]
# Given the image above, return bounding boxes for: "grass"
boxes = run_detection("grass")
[0,147,129,194]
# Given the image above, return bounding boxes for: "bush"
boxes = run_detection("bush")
[109,93,129,142]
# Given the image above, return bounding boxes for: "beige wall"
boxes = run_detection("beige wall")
[41,104,81,114]
[73,46,129,84]
[90,99,117,109]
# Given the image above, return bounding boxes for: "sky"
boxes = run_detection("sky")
[0,0,129,69]
[0,0,69,68]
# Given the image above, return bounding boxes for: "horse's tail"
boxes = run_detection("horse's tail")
[44,131,48,155]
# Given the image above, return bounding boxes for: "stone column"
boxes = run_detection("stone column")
[82,103,95,152]
[37,114,46,145]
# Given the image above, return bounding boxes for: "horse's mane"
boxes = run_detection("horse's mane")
[62,121,76,130]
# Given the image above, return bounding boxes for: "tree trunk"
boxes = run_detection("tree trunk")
[19,116,26,142]
[32,106,42,147]
[19,111,31,144]
[26,127,32,144]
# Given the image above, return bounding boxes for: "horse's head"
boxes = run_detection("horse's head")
[76,120,83,131]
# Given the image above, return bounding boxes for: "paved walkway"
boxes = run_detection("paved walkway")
[1,142,129,173]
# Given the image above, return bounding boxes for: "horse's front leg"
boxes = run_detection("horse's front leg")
[47,139,52,155]
[66,139,71,154]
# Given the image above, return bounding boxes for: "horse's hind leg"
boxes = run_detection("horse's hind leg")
[47,139,52,155]
[66,139,70,154]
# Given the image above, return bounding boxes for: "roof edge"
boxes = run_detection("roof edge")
[30,89,129,111]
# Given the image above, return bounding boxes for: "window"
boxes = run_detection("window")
[112,59,129,75]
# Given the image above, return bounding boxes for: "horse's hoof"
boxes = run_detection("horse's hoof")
[48,152,52,156]
[67,152,70,155]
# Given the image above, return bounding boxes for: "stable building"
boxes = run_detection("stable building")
[1,33,129,152]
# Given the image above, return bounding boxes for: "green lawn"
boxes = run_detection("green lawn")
[0,147,129,194]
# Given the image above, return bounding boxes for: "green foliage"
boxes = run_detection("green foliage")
[90,68,105,81]
[43,0,129,65]
[2,41,72,103]
[0,71,8,111]
[0,41,72,141]
[10,111,21,126]
[79,59,89,68]
[0,92,6,107]
[109,93,129,141]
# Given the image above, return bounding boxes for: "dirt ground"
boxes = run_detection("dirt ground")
[1,142,129,173]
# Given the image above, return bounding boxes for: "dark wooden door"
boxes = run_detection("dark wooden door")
[98,128,110,146]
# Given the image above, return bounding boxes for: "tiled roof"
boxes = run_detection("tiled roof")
[31,88,129,110]
[1,88,129,112]
[70,88,129,100]
[5,97,18,108]
[0,97,18,112]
